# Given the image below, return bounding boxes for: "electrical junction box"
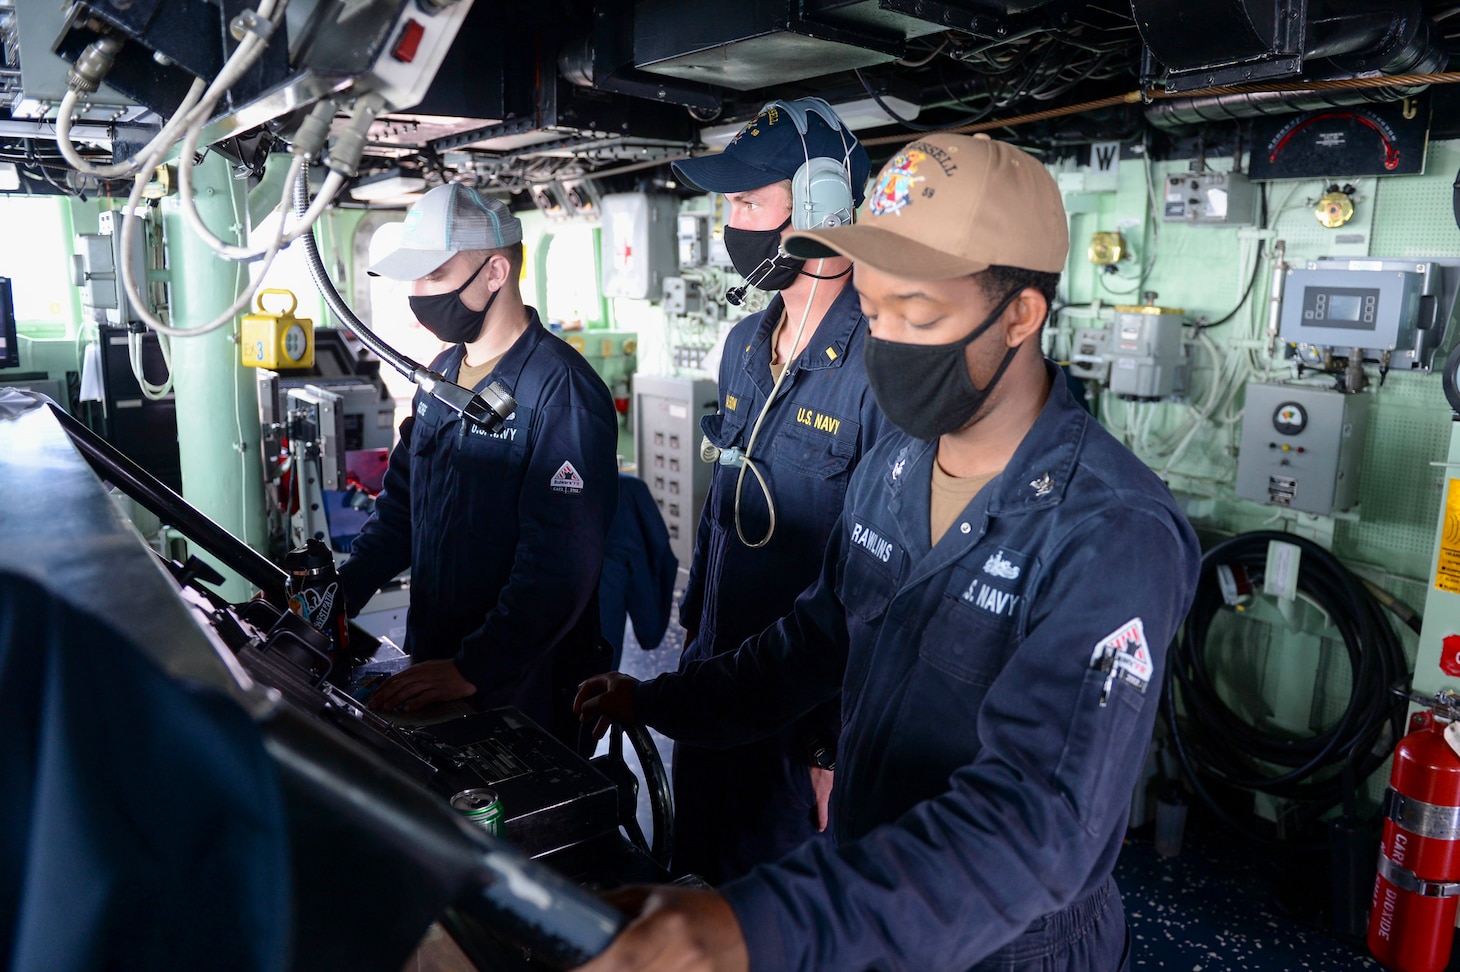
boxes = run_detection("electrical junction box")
[72,209,150,327]
[1235,383,1370,515]
[1278,259,1460,371]
[241,290,315,370]
[1067,327,1111,383]
[634,374,718,569]
[677,214,710,268]
[661,278,704,317]
[1163,171,1258,225]
[1107,304,1185,400]
[601,193,679,301]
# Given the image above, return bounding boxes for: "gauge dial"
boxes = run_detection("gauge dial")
[1273,402,1307,436]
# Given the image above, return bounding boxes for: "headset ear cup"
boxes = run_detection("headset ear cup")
[791,156,855,231]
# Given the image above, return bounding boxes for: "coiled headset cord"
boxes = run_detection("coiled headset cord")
[704,260,827,549]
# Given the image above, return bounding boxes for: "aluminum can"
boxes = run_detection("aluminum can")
[451,787,504,837]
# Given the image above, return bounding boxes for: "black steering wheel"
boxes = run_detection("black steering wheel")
[590,722,674,870]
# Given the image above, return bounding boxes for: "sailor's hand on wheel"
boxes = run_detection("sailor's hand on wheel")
[574,672,640,740]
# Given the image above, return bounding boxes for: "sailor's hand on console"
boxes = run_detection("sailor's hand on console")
[368,659,476,712]
[573,672,639,740]
[572,886,748,972]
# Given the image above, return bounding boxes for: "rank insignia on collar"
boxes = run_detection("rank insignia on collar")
[1030,472,1054,497]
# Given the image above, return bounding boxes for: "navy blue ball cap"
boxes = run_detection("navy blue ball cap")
[674,98,871,206]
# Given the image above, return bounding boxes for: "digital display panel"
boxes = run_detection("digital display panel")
[1300,286,1380,331]
[1326,294,1362,321]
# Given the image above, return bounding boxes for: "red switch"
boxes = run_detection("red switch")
[393,20,425,62]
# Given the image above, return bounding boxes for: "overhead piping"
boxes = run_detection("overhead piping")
[858,71,1460,146]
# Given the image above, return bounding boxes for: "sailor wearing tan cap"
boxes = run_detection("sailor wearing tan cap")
[575,134,1201,972]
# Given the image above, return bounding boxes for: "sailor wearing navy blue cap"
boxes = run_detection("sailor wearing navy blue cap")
[339,183,618,746]
[666,99,892,884]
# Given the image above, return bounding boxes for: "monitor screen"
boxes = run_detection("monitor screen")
[0,278,16,369]
[1327,294,1362,322]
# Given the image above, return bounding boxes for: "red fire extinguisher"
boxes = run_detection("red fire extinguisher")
[1368,722,1460,972]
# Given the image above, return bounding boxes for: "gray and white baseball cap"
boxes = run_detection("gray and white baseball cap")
[368,183,524,281]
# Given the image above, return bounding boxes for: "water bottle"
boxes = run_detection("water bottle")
[283,537,350,685]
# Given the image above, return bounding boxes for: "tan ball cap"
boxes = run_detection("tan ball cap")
[783,133,1069,281]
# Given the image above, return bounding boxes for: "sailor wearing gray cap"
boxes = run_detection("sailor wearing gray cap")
[340,183,618,746]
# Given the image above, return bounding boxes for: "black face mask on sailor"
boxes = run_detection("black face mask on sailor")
[722,216,805,292]
[862,287,1025,441]
[409,256,498,344]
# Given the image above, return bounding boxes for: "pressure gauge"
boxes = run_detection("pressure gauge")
[1273,401,1307,435]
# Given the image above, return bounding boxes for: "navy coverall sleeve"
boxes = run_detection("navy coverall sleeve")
[634,515,850,746]
[719,506,1195,972]
[338,416,415,615]
[452,401,618,692]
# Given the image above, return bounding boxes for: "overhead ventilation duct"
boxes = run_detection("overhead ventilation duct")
[1145,82,1437,130]
[1141,0,1447,129]
[1134,0,1443,93]
[559,2,723,113]
[631,0,906,91]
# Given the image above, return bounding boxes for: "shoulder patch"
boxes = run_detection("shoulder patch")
[1088,617,1152,705]
[551,460,584,493]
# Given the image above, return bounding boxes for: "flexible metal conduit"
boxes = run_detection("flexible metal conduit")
[292,170,420,378]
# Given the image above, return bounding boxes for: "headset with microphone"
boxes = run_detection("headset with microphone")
[723,97,857,306]
[711,99,862,549]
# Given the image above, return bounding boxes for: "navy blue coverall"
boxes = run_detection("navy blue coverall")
[340,313,619,739]
[636,362,1201,971]
[676,284,890,883]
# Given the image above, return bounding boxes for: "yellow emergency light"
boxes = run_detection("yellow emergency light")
[241,289,314,369]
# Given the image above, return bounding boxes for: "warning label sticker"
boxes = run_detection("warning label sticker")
[1435,479,1460,594]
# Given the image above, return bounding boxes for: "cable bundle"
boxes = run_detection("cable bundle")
[1165,531,1410,833]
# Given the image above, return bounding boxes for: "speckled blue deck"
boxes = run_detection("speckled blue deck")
[1115,829,1379,970]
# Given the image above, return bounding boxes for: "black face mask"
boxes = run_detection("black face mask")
[409,256,496,344]
[862,288,1024,441]
[723,217,805,292]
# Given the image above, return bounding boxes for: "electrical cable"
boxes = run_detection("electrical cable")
[1195,190,1270,329]
[860,70,1460,146]
[853,68,996,132]
[1165,532,1410,842]
[56,78,208,180]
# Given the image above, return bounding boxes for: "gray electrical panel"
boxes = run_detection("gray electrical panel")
[633,374,719,568]
[1162,171,1258,225]
[1067,326,1111,383]
[601,193,679,301]
[1107,305,1185,400]
[1235,383,1370,515]
[1278,259,1460,371]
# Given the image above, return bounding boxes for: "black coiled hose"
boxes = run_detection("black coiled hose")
[1165,531,1410,834]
